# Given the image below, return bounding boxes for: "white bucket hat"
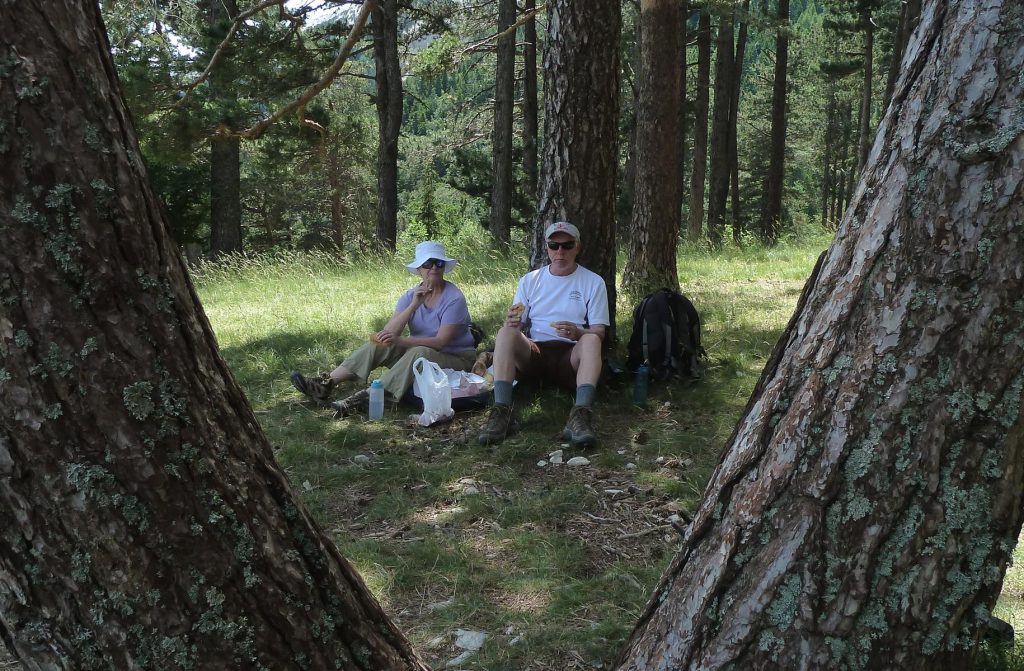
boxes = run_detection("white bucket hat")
[406,240,458,274]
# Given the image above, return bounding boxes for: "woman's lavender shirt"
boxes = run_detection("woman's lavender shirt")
[395,281,476,352]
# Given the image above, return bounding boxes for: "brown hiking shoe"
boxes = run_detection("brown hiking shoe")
[561,405,596,447]
[478,403,516,445]
[332,389,370,419]
[291,370,336,402]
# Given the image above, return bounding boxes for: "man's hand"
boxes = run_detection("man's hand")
[550,320,580,341]
[504,303,526,329]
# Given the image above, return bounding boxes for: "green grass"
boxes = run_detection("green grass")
[188,235,1024,670]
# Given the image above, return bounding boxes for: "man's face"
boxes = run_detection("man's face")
[546,233,579,266]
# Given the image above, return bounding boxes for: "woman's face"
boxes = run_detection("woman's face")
[418,258,446,285]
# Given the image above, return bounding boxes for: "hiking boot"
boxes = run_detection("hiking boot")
[291,370,336,402]
[332,389,370,419]
[478,403,516,445]
[561,405,596,447]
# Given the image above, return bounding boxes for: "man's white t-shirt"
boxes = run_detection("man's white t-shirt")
[512,264,610,343]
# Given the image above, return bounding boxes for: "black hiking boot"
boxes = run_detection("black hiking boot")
[291,371,336,402]
[332,389,370,419]
[561,405,596,448]
[478,403,516,445]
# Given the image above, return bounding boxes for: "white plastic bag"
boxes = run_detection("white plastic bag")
[412,357,454,426]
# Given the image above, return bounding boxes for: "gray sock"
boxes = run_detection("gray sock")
[575,384,596,407]
[494,380,514,406]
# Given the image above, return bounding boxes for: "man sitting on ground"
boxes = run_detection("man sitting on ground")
[478,221,609,447]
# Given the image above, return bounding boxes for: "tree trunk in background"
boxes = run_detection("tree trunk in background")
[0,3,431,669]
[819,90,836,228]
[328,140,345,253]
[882,0,921,115]
[706,10,734,247]
[522,0,539,216]
[207,0,242,258]
[623,0,683,297]
[760,0,789,242]
[686,8,711,243]
[489,0,515,246]
[728,0,749,244]
[535,0,620,341]
[676,3,688,227]
[856,8,874,173]
[373,0,402,252]
[615,3,1024,668]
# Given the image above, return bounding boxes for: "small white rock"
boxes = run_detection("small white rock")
[655,456,666,464]
[549,449,564,459]
[566,456,591,467]
[353,454,370,464]
[625,462,637,470]
[537,460,548,467]
[302,480,313,491]
[461,485,479,495]
[550,454,564,465]
[454,629,487,650]
[604,489,624,496]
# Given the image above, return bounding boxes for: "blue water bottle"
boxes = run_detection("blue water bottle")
[632,364,649,408]
[368,379,384,420]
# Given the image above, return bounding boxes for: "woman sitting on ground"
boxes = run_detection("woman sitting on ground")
[291,240,477,417]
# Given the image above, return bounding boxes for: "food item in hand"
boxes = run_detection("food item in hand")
[509,303,525,318]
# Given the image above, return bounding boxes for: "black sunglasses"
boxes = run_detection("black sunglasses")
[547,240,577,250]
[420,258,446,269]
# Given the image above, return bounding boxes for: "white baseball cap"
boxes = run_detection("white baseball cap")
[544,221,580,241]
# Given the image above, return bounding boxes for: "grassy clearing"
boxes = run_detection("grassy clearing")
[187,234,1024,670]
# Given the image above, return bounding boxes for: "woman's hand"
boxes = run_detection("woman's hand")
[411,280,434,308]
[550,321,580,341]
[373,329,395,345]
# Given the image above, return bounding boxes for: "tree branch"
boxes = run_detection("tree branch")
[239,0,378,140]
[173,0,286,110]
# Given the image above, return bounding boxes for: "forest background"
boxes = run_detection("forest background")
[102,0,897,270]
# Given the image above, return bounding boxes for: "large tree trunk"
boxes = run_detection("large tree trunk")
[686,7,712,243]
[760,0,789,242]
[535,0,620,341]
[0,3,429,669]
[706,10,734,248]
[615,2,1024,668]
[207,0,242,258]
[488,0,516,246]
[623,0,682,297]
[373,0,402,252]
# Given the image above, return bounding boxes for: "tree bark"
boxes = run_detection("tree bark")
[760,0,789,242]
[535,0,620,341]
[207,0,242,258]
[0,3,429,669]
[615,2,1024,667]
[623,0,683,297]
[489,0,516,246]
[373,0,402,252]
[686,7,712,243]
[706,10,734,248]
